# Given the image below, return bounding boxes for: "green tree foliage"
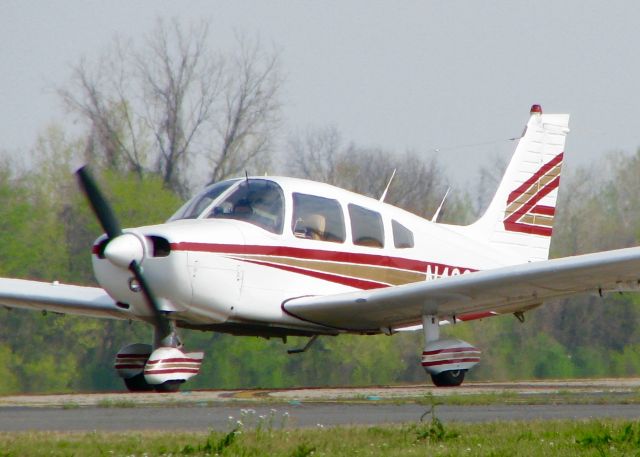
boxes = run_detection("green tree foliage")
[3,21,640,391]
[5,145,640,392]
[0,127,184,393]
[443,151,640,382]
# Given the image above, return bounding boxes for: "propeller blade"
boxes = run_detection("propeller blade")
[76,166,122,240]
[76,165,171,341]
[129,260,171,338]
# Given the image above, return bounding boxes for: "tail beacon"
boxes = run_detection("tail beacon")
[468,105,570,263]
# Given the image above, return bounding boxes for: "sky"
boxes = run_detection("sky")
[2,1,640,189]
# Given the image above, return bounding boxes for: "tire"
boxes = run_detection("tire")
[430,369,466,387]
[154,380,183,393]
[123,373,154,392]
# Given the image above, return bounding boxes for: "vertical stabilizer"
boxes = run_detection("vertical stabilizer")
[467,105,570,263]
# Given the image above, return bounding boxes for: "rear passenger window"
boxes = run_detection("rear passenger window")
[292,193,345,242]
[392,220,414,248]
[349,204,384,248]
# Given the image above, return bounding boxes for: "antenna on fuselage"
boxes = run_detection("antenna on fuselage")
[431,187,450,222]
[379,169,397,202]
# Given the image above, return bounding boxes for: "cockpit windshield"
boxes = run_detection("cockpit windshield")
[208,179,285,234]
[168,179,239,221]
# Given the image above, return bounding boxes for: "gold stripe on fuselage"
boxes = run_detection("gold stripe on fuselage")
[242,255,426,286]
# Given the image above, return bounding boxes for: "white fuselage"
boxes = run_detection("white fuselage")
[92,177,523,334]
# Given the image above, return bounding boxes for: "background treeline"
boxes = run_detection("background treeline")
[1,20,639,393]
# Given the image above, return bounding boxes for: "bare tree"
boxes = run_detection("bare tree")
[59,19,281,197]
[473,152,508,217]
[285,127,464,221]
[287,125,343,183]
[134,20,224,194]
[61,49,147,176]
[209,36,281,182]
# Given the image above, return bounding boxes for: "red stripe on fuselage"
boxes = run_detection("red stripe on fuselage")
[171,242,473,276]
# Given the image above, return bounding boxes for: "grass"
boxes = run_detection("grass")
[36,391,640,410]
[61,401,80,410]
[3,390,639,412]
[96,398,137,408]
[1,419,640,456]
[411,390,640,406]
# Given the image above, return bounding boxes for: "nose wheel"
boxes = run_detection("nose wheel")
[430,369,466,387]
[124,373,155,392]
[122,372,186,392]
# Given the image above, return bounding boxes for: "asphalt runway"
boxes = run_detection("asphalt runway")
[1,403,640,432]
[2,380,640,432]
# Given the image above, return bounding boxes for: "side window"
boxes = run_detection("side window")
[349,204,384,248]
[392,220,414,248]
[292,193,345,243]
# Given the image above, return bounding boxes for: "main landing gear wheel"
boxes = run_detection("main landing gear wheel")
[154,380,183,393]
[124,373,154,392]
[430,369,466,387]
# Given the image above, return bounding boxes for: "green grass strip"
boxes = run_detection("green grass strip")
[2,419,640,456]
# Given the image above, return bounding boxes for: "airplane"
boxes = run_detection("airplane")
[3,104,640,392]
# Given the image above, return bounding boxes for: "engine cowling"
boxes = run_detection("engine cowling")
[421,338,481,375]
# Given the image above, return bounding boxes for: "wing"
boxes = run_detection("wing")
[0,278,132,320]
[282,247,640,331]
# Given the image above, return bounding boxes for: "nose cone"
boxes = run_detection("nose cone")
[103,233,145,269]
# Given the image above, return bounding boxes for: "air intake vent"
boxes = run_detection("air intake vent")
[148,236,171,257]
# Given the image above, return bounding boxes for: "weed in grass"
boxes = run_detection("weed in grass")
[61,402,79,410]
[415,399,459,443]
[576,420,640,455]
[414,415,460,443]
